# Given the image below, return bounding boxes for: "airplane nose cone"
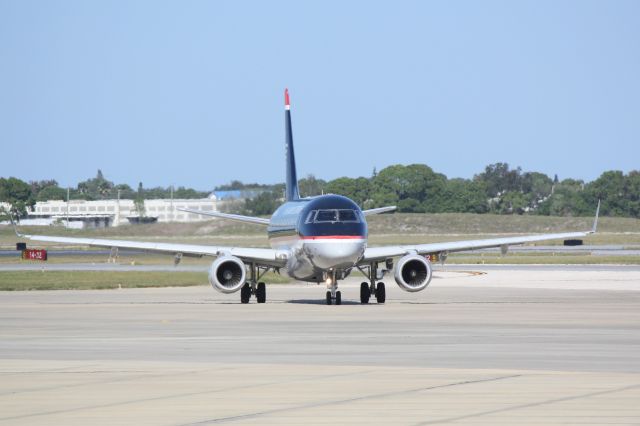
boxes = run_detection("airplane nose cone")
[304,238,366,269]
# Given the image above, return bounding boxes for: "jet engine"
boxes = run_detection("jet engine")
[209,256,246,293]
[394,254,433,292]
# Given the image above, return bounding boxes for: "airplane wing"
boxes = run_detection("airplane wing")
[14,228,286,267]
[361,202,600,263]
[177,208,270,225]
[362,206,397,216]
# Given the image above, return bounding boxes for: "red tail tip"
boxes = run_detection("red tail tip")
[284,88,290,107]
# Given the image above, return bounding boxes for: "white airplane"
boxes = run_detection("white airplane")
[14,89,600,305]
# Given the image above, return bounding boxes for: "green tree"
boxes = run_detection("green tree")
[172,187,209,199]
[438,179,488,213]
[475,163,522,197]
[29,179,67,201]
[244,191,280,216]
[36,186,67,201]
[215,180,272,191]
[624,171,640,217]
[499,191,529,214]
[537,179,587,216]
[0,177,34,217]
[113,184,135,199]
[584,171,627,216]
[134,182,146,217]
[371,164,446,212]
[76,170,114,200]
[325,177,371,206]
[521,172,553,202]
[298,174,326,197]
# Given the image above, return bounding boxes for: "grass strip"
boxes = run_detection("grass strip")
[0,270,289,291]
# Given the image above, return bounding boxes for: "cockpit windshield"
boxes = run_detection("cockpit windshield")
[305,209,361,224]
[338,209,357,222]
[316,210,338,222]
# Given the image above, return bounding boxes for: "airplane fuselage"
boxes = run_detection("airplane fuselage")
[267,194,367,282]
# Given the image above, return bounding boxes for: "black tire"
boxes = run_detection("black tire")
[326,291,332,305]
[335,291,342,305]
[360,282,370,304]
[256,282,266,303]
[375,282,386,304]
[240,283,251,304]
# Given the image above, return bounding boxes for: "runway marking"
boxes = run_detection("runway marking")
[0,367,376,422]
[182,374,522,425]
[434,270,487,277]
[413,382,640,425]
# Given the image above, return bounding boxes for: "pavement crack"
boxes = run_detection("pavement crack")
[413,382,640,425]
[0,364,100,376]
[0,368,210,397]
[181,374,521,425]
[0,368,374,422]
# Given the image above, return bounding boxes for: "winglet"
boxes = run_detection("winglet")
[284,88,290,110]
[591,199,600,233]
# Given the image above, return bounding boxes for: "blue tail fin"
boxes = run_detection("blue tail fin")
[284,88,300,201]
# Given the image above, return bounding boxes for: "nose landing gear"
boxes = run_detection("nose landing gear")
[325,289,341,305]
[326,286,342,305]
[325,272,341,305]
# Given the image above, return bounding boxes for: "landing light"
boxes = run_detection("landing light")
[325,277,333,285]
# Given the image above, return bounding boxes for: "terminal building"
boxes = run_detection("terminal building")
[24,198,220,228]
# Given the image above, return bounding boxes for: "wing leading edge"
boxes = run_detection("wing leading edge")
[15,232,286,267]
[361,201,600,263]
[362,206,397,216]
[177,208,270,225]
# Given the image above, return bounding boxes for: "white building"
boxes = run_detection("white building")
[28,198,219,228]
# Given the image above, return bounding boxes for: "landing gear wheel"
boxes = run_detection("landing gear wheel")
[256,282,266,304]
[240,283,251,304]
[360,282,370,304]
[326,291,332,305]
[335,291,342,305]
[375,282,386,304]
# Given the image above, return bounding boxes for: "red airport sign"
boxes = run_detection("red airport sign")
[22,249,48,261]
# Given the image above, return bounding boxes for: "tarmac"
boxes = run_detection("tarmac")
[1,266,640,424]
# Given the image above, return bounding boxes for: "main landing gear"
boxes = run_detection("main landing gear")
[358,262,386,304]
[240,281,266,304]
[240,263,269,304]
[359,282,385,304]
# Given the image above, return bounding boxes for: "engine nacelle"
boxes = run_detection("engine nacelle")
[394,254,433,292]
[209,256,246,293]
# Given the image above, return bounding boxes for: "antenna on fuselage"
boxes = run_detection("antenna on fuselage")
[284,88,300,201]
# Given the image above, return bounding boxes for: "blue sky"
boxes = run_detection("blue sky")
[1,1,639,190]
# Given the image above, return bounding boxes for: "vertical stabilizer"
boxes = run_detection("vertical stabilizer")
[284,88,300,201]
